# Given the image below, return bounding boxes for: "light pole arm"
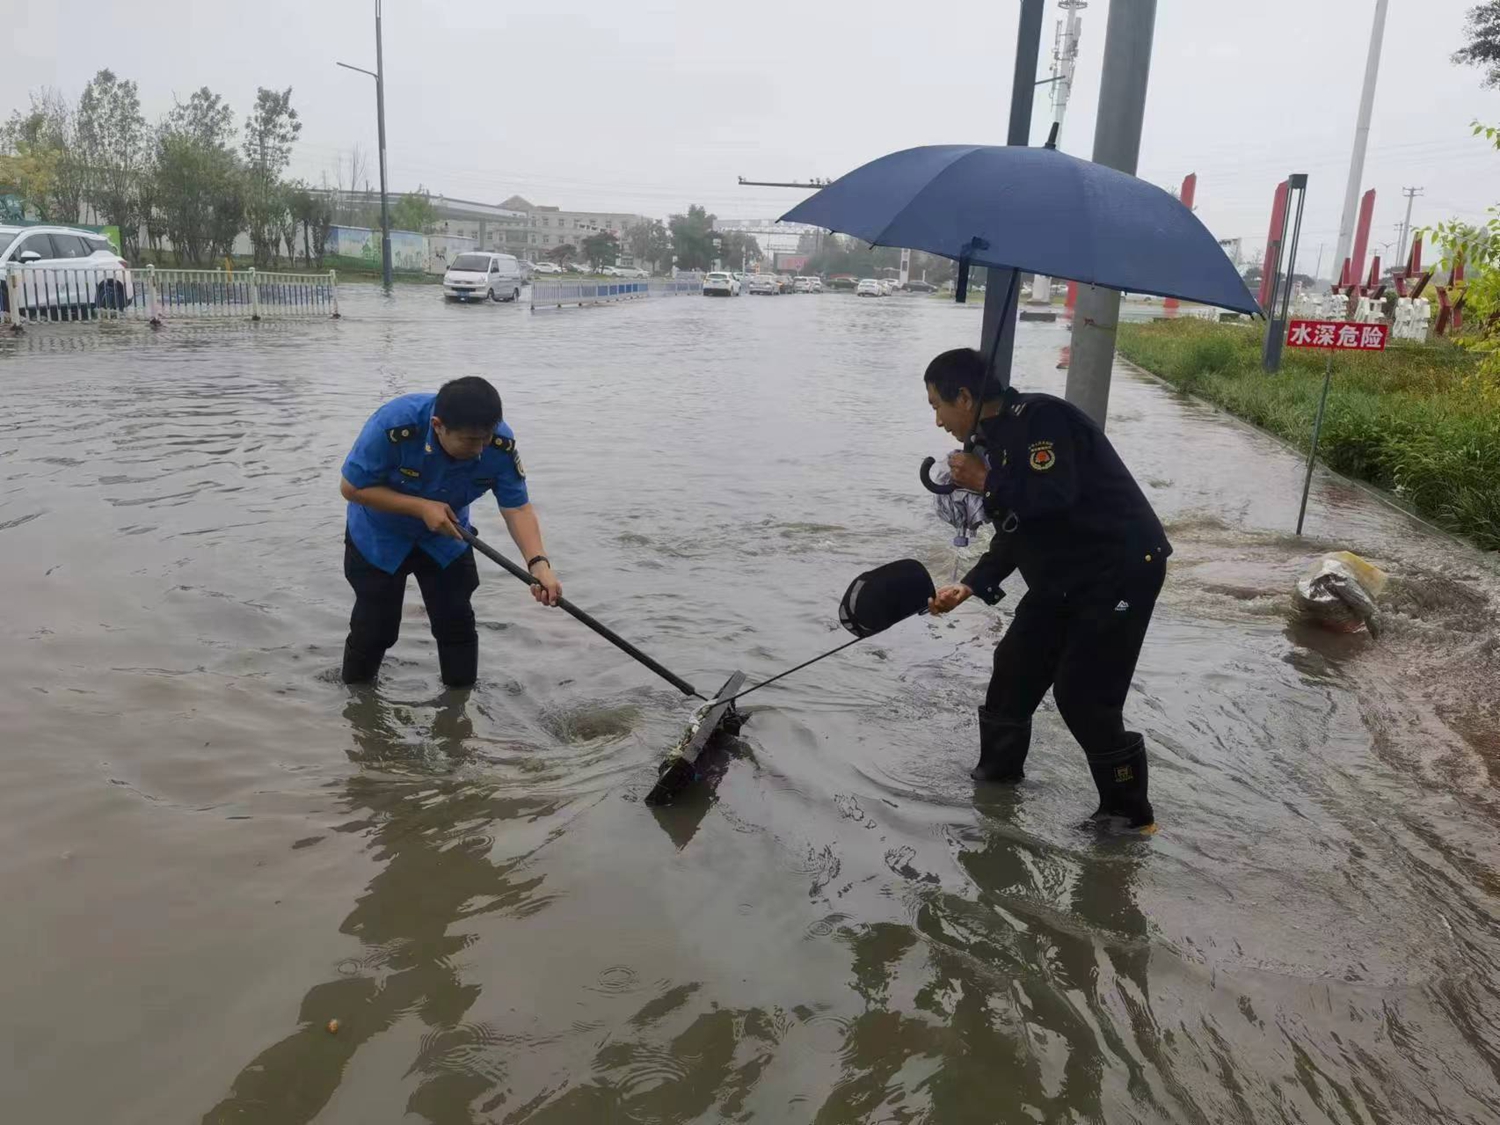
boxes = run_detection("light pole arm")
[336,61,377,79]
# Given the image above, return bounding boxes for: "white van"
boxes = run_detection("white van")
[443,252,524,303]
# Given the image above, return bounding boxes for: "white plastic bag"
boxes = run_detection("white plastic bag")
[1293,551,1388,637]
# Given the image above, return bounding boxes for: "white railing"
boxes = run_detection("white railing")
[5,264,339,329]
[530,275,701,309]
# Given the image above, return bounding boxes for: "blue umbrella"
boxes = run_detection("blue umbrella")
[781,143,1259,315]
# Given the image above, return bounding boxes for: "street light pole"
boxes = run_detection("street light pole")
[374,0,392,289]
[336,0,393,290]
[1331,0,1389,293]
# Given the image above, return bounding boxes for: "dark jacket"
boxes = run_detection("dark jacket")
[961,388,1171,603]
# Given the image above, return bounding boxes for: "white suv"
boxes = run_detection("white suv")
[702,271,740,297]
[0,225,134,315]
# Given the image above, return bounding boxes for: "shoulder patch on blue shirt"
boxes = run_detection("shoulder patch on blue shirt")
[491,434,515,453]
[387,424,421,444]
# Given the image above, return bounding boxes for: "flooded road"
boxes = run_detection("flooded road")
[2,286,1499,1124]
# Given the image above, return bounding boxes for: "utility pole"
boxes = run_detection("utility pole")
[1395,185,1423,271]
[1331,0,1389,295]
[1064,0,1158,427]
[982,0,1046,385]
[1030,0,1087,307]
[336,0,393,289]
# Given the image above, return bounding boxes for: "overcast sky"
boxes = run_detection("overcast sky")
[9,0,1498,273]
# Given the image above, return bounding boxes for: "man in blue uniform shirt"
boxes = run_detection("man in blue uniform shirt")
[338,376,562,687]
[921,348,1170,831]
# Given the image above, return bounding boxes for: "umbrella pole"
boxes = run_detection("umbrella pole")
[970,268,1022,441]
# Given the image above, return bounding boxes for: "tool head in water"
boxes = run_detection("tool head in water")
[645,672,747,807]
[839,559,937,639]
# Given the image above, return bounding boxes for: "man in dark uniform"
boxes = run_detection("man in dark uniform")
[338,376,562,687]
[922,348,1170,830]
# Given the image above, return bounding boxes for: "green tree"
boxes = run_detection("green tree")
[582,230,619,270]
[0,145,58,221]
[153,88,245,266]
[718,231,762,272]
[76,69,148,255]
[391,187,437,234]
[546,242,577,265]
[624,218,671,272]
[1455,1,1500,87]
[669,204,716,270]
[243,87,301,266]
[243,87,301,180]
[3,90,85,225]
[286,181,331,267]
[169,86,235,148]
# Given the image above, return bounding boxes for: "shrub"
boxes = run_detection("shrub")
[1116,320,1499,550]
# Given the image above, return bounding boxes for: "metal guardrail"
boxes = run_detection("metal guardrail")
[4,264,339,329]
[530,276,702,309]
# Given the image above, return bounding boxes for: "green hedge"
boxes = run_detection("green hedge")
[1115,319,1500,551]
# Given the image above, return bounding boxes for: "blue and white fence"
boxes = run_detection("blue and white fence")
[5,264,339,328]
[530,275,702,310]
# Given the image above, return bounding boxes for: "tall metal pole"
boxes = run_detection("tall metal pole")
[1331,0,1389,295]
[1064,0,1157,427]
[375,0,393,290]
[1395,185,1422,272]
[981,0,1046,385]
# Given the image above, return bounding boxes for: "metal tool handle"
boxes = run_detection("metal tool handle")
[461,529,703,699]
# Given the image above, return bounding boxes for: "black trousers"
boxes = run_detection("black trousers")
[986,557,1165,755]
[344,533,480,658]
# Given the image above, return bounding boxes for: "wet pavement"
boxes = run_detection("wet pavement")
[2,285,1499,1124]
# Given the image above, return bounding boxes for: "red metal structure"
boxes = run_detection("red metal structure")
[1258,180,1288,311]
[1163,173,1197,313]
[1350,189,1376,290]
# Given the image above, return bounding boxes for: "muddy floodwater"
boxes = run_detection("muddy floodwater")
[3,287,1499,1125]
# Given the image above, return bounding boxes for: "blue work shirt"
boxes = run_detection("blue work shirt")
[342,392,530,573]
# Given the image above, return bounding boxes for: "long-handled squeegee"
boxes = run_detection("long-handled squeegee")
[464,529,934,807]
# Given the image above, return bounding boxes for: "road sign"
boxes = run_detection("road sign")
[1286,320,1388,351]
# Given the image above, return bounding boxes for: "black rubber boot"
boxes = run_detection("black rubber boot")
[341,640,385,685]
[1085,734,1156,831]
[971,708,1031,782]
[437,641,478,688]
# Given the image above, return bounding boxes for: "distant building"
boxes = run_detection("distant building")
[316,189,654,264]
[498,196,651,260]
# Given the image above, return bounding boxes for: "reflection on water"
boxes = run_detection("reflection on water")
[205,694,561,1123]
[2,286,1499,1123]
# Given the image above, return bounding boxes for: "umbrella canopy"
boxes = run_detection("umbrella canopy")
[781,144,1259,315]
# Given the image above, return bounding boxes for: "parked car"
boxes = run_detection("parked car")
[904,278,937,293]
[612,266,647,279]
[0,224,134,316]
[746,274,778,296]
[792,276,813,293]
[828,275,858,291]
[532,261,564,275]
[703,271,740,297]
[442,252,524,302]
[878,278,899,295]
[808,277,824,293]
[856,278,883,297]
